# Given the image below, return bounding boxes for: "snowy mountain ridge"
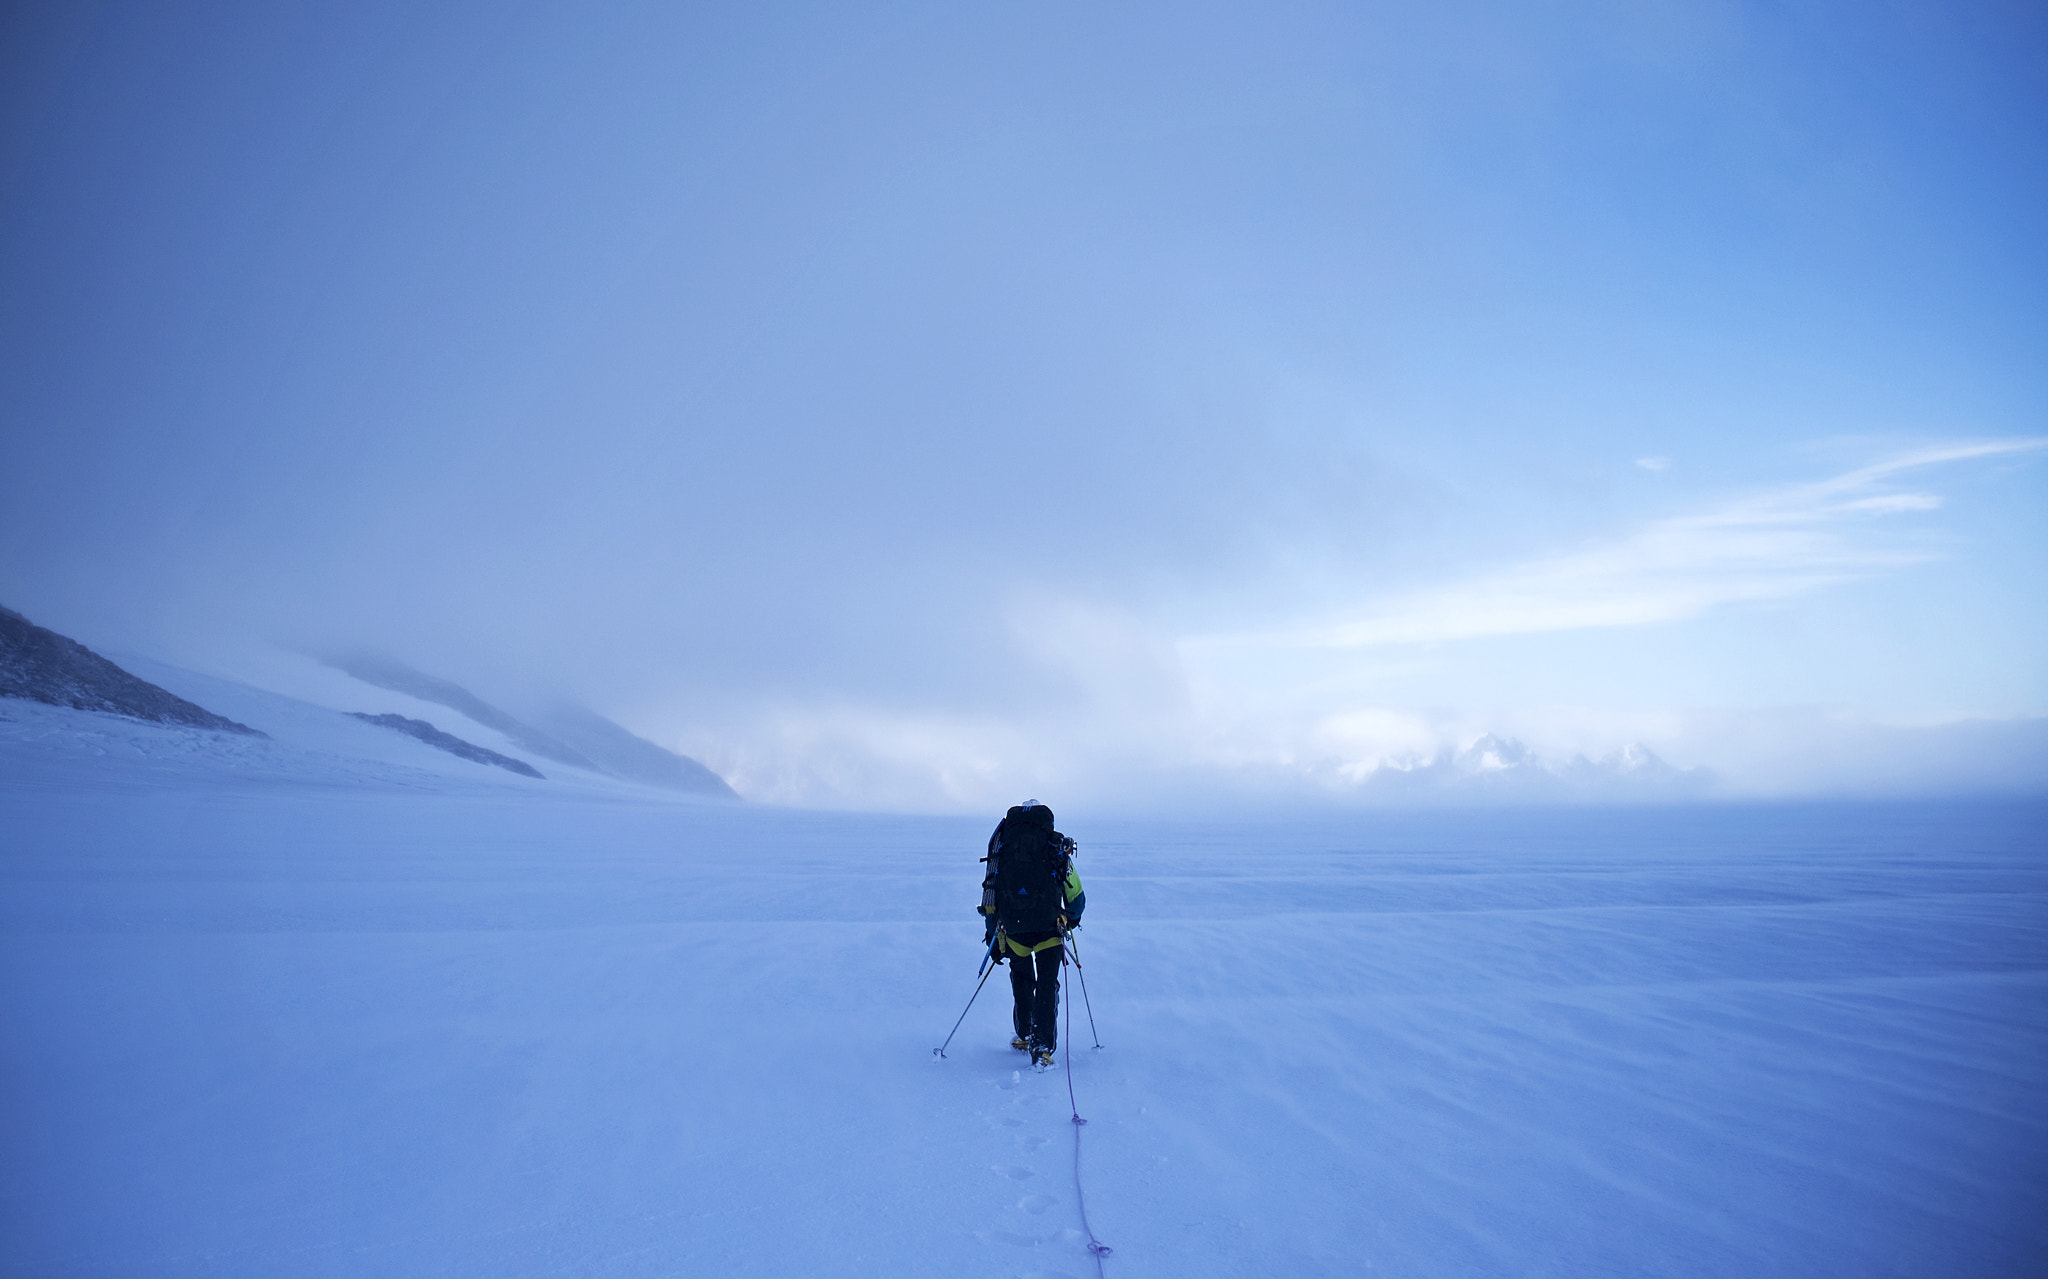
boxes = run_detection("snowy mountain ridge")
[0,606,738,800]
[1338,732,1711,802]
[323,651,737,798]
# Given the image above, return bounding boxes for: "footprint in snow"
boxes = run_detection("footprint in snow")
[994,1165,1034,1180]
[1018,1193,1056,1215]
[999,1117,1024,1128]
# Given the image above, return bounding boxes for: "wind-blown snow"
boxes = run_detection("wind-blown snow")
[1,707,2042,1276]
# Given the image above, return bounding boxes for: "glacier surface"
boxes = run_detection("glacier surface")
[1,699,2043,1277]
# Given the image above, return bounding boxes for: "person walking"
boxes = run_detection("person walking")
[979,800,1085,1067]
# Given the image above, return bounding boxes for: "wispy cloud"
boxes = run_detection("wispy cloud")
[1206,439,2046,650]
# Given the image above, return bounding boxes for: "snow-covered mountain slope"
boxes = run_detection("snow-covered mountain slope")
[323,650,603,769]
[322,650,737,798]
[2,754,2041,1276]
[0,605,259,736]
[0,659,709,801]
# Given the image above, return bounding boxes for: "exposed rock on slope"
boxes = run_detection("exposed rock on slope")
[0,606,264,736]
[348,713,544,779]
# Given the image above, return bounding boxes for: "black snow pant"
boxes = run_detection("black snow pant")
[1006,935,1062,1051]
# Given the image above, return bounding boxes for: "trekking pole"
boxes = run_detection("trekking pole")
[935,933,1003,1060]
[1064,929,1103,1050]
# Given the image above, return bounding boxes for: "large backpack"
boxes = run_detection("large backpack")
[987,804,1071,935]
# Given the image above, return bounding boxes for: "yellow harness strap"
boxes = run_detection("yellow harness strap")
[1001,933,1066,958]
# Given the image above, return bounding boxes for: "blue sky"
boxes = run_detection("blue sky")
[1,1,2042,807]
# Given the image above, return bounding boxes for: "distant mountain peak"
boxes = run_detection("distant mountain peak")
[1460,734,1535,772]
[1356,733,1709,802]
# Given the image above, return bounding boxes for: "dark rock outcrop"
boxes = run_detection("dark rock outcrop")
[0,605,264,735]
[348,713,544,779]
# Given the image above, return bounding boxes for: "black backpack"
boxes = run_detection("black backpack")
[986,804,1072,935]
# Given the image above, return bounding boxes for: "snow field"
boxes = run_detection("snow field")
[1,749,2043,1276]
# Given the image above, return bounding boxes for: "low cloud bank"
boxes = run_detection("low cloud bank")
[13,606,2037,813]
[680,702,2047,814]
[1661,712,2048,801]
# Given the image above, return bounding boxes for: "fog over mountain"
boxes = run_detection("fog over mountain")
[0,2,2042,810]
[529,703,740,799]
[325,651,737,799]
[1348,735,1711,804]
[325,652,603,771]
[5,595,2041,811]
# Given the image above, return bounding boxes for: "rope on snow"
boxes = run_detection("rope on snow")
[1062,946,1113,1274]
